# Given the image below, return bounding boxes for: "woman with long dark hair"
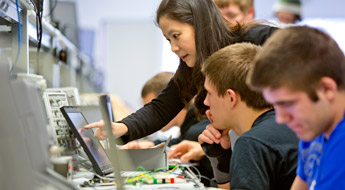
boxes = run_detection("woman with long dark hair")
[85,0,277,143]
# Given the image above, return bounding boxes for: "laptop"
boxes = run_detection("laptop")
[60,106,113,176]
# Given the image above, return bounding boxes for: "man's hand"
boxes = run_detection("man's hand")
[84,120,128,140]
[199,124,230,150]
[198,110,232,184]
[168,140,204,163]
[120,140,154,149]
[199,110,231,149]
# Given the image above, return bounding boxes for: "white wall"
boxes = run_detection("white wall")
[102,20,163,110]
[76,0,160,29]
[75,0,163,110]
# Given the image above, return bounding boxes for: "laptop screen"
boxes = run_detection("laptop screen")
[60,106,112,176]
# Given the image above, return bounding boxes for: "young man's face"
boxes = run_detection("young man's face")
[204,76,233,130]
[262,86,333,141]
[276,11,296,24]
[218,3,252,24]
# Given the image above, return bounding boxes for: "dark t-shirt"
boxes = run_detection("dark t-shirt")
[230,110,298,190]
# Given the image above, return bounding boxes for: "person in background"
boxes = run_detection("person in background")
[85,0,278,157]
[122,71,207,149]
[273,0,302,24]
[247,26,345,190]
[214,0,255,23]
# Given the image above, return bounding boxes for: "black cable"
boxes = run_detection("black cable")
[46,0,57,17]
[29,0,43,74]
[29,0,43,51]
[37,11,43,50]
[37,0,43,51]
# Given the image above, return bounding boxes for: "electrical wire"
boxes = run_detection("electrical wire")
[125,166,152,184]
[94,173,114,181]
[186,164,201,180]
[28,0,43,74]
[10,0,21,74]
[153,165,179,177]
[183,168,204,188]
[46,0,57,17]
[29,1,43,52]
[36,0,43,51]
[12,0,43,75]
[200,175,212,184]
[125,165,182,186]
[185,165,212,187]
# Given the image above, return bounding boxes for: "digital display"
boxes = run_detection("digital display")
[67,112,110,167]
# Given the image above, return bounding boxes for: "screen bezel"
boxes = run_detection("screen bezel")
[60,106,112,176]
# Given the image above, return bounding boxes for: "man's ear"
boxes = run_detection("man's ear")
[226,89,238,108]
[246,6,255,20]
[318,77,338,101]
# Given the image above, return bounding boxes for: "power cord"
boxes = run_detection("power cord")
[186,164,201,180]
[183,168,204,188]
[183,164,212,187]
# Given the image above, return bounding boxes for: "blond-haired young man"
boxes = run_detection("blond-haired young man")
[199,43,298,189]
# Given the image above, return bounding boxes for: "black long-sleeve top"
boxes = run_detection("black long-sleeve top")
[153,107,210,146]
[120,24,278,143]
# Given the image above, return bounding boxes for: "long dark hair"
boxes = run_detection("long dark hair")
[156,0,247,114]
